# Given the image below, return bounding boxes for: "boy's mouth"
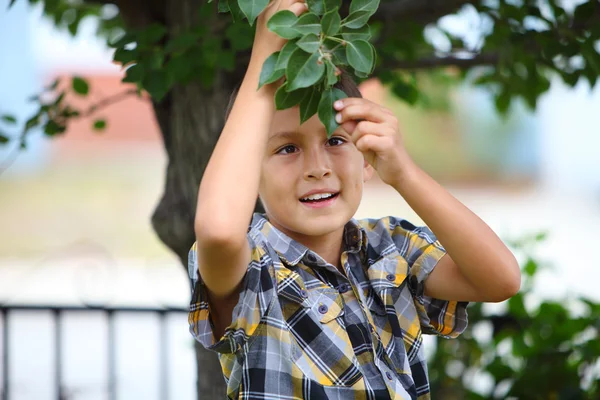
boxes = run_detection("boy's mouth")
[299,192,340,207]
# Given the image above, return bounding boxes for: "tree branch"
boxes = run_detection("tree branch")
[81,88,139,117]
[376,52,499,72]
[373,0,480,23]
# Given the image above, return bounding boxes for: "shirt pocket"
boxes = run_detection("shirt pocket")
[276,270,363,387]
[366,255,419,371]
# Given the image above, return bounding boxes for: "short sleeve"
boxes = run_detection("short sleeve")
[389,217,468,339]
[187,236,277,354]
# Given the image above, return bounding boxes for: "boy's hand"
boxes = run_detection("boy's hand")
[250,0,308,69]
[333,98,416,187]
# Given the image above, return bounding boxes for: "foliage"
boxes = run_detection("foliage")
[1,0,599,150]
[251,0,378,135]
[429,232,600,399]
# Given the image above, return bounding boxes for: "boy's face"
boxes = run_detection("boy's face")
[259,104,374,239]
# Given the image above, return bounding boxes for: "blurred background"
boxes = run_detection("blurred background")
[1,0,599,399]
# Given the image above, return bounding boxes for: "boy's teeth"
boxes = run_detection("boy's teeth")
[302,193,335,201]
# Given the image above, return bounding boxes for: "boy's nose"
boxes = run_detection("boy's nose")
[304,150,331,180]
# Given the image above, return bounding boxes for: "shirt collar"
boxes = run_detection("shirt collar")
[251,213,367,267]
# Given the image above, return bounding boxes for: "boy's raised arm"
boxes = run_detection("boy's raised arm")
[194,0,308,302]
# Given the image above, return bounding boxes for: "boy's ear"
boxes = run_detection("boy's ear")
[363,159,374,182]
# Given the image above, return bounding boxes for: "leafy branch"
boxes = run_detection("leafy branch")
[0,79,138,174]
[219,0,380,136]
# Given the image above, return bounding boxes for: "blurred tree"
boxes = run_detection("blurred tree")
[429,232,600,399]
[1,0,599,398]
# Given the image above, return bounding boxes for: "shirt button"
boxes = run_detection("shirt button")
[386,273,395,282]
[300,289,308,298]
[307,253,317,263]
[318,304,328,314]
[339,284,350,294]
[385,371,393,380]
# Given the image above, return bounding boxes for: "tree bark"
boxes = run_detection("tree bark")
[137,0,254,397]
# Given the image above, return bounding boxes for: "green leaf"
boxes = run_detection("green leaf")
[93,119,107,131]
[239,0,269,26]
[354,69,369,79]
[342,10,370,29]
[45,78,60,91]
[297,34,321,53]
[293,12,321,35]
[218,0,230,13]
[1,115,17,125]
[0,133,9,144]
[523,258,538,277]
[341,25,371,41]
[349,0,380,16]
[228,0,247,22]
[534,232,548,242]
[346,39,373,73]
[325,58,338,86]
[72,76,89,96]
[25,114,40,131]
[299,86,320,123]
[164,32,199,53]
[137,23,167,46]
[321,8,341,36]
[258,51,285,89]
[275,83,309,110]
[495,89,511,115]
[330,44,348,65]
[113,48,138,65]
[276,39,299,70]
[123,64,144,83]
[143,70,169,101]
[268,10,301,39]
[306,0,325,15]
[318,87,347,137]
[324,0,341,12]
[44,120,66,136]
[391,79,419,105]
[286,48,326,91]
[108,33,136,48]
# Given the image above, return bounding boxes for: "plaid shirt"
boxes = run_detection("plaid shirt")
[188,213,469,399]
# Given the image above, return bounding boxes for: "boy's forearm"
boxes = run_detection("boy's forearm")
[195,62,275,243]
[390,160,520,296]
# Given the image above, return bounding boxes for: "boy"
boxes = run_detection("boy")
[188,0,521,398]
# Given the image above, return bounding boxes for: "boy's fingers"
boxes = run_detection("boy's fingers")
[340,120,358,135]
[338,104,389,124]
[350,120,379,144]
[288,1,308,16]
[356,134,390,154]
[334,97,394,114]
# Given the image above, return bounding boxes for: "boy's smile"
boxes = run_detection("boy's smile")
[299,189,340,208]
[258,104,373,264]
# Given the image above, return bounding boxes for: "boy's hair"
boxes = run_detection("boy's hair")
[224,69,363,120]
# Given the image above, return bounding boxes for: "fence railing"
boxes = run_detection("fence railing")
[0,304,188,400]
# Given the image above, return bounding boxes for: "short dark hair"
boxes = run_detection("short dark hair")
[224,69,363,121]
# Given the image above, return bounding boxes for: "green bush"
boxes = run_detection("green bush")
[429,233,600,399]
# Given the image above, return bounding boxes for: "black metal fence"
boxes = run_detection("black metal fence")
[0,304,189,400]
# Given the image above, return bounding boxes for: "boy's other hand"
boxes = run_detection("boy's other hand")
[250,0,308,69]
[333,98,416,187]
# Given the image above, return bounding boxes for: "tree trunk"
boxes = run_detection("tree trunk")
[116,0,258,397]
[150,78,230,398]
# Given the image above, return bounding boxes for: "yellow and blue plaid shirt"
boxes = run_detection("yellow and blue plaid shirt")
[188,213,469,399]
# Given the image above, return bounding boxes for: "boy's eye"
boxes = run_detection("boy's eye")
[327,137,345,146]
[276,144,298,155]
